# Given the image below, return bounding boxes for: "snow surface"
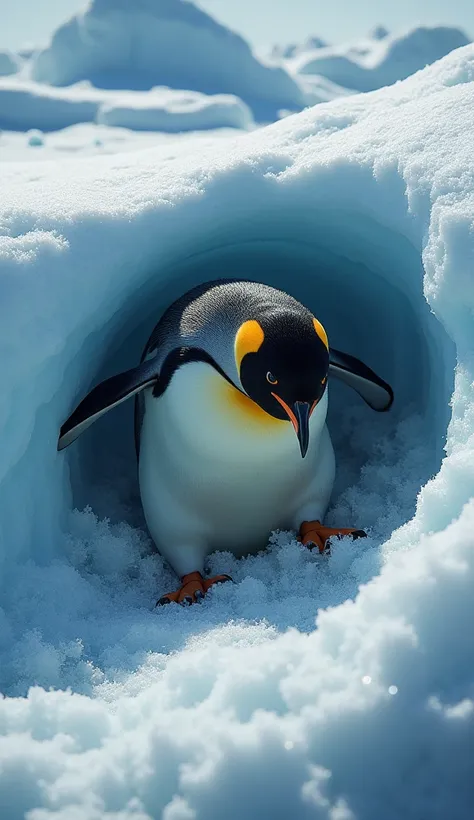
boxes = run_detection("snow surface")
[0,123,242,163]
[31,0,305,121]
[295,75,356,107]
[1,41,474,819]
[0,78,253,134]
[284,25,470,92]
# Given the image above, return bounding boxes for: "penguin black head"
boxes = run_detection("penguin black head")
[235,310,329,457]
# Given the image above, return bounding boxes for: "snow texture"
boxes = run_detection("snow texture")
[0,78,253,134]
[0,41,474,820]
[31,0,304,120]
[285,25,470,92]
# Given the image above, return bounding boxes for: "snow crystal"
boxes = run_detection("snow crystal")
[0,39,473,820]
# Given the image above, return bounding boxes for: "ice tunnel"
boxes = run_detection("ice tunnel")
[1,43,473,819]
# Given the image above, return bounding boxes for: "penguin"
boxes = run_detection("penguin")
[58,279,393,605]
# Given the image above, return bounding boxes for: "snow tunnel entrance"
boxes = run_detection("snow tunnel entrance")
[67,212,455,551]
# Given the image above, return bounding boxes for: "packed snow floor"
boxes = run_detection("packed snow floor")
[0,122,244,162]
[1,43,474,820]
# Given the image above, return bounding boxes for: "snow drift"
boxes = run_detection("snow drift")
[285,25,470,92]
[0,78,252,133]
[31,0,304,120]
[1,42,474,819]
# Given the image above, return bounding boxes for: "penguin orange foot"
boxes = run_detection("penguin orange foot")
[299,520,367,554]
[157,571,232,606]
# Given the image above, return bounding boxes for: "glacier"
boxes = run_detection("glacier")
[0,41,474,819]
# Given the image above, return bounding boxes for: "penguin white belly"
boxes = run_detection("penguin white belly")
[139,362,335,577]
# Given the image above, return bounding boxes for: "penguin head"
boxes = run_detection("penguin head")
[235,311,329,457]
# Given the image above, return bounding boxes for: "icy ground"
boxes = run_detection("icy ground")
[0,123,244,162]
[0,42,474,820]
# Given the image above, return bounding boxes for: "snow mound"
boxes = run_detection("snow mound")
[271,36,328,62]
[32,0,304,120]
[0,79,253,133]
[98,87,253,132]
[0,79,101,132]
[296,74,357,106]
[1,42,474,818]
[290,25,471,92]
[0,50,20,77]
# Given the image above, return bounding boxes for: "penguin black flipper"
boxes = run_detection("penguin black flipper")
[57,360,159,451]
[329,348,394,411]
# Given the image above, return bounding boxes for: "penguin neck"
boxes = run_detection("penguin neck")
[149,361,328,462]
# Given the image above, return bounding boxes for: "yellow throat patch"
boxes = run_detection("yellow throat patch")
[217,378,287,430]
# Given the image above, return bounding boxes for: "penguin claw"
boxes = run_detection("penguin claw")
[298,521,367,554]
[155,572,232,607]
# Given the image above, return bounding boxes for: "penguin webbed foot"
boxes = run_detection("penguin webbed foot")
[298,520,366,554]
[157,571,232,607]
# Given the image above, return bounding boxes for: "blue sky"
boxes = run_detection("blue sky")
[2,0,474,51]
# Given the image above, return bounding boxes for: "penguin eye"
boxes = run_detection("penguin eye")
[266,371,278,385]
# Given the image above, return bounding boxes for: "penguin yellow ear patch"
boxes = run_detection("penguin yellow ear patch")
[313,317,329,350]
[235,320,264,371]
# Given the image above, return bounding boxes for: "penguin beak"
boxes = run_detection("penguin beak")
[293,401,311,458]
[271,393,312,458]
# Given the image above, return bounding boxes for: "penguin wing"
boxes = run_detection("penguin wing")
[329,348,394,411]
[57,359,159,451]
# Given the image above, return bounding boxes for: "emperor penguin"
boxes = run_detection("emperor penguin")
[58,279,393,605]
